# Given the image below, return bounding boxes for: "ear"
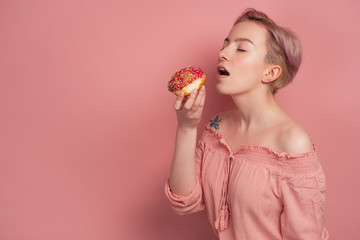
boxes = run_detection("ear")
[262,65,282,83]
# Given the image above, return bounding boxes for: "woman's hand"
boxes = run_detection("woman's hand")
[173,86,206,130]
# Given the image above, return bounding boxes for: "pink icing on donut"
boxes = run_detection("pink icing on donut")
[168,66,206,92]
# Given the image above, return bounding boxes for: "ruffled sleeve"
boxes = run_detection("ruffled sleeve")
[164,134,206,215]
[280,165,329,239]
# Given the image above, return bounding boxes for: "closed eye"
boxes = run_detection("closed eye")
[237,49,245,52]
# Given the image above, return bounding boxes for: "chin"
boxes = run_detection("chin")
[216,82,233,95]
[215,82,224,93]
[217,83,252,96]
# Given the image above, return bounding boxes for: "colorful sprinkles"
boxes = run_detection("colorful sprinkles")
[168,66,206,92]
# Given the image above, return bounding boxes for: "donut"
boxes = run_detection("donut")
[168,66,206,96]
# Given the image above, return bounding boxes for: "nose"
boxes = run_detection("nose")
[218,48,228,61]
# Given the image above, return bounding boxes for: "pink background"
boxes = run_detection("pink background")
[1,0,359,239]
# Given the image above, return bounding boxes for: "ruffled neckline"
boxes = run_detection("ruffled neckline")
[205,125,317,159]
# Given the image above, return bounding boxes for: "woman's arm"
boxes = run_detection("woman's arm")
[168,126,197,196]
[168,86,206,196]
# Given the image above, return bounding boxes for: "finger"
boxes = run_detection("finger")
[200,86,206,107]
[183,89,198,110]
[193,86,204,108]
[195,86,206,112]
[180,93,190,109]
[173,92,185,110]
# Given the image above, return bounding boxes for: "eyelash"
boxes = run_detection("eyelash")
[220,46,246,52]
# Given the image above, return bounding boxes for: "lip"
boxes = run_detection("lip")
[217,64,230,80]
[216,73,230,80]
[217,64,229,73]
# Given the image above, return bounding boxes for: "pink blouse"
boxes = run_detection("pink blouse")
[165,123,329,240]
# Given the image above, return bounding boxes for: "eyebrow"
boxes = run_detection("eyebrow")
[224,37,255,46]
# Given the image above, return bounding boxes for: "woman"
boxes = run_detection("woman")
[165,8,329,240]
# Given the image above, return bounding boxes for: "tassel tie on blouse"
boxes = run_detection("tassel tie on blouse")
[214,204,230,230]
[214,155,234,231]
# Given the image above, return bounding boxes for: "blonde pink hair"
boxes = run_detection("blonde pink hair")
[234,8,302,94]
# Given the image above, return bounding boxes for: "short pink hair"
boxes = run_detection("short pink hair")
[234,8,302,94]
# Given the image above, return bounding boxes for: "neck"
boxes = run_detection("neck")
[230,88,283,133]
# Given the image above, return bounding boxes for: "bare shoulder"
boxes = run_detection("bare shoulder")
[278,122,315,155]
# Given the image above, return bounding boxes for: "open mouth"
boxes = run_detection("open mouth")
[218,67,230,77]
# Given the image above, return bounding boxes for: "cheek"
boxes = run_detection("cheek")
[233,55,264,76]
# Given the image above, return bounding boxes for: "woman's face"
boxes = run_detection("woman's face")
[216,20,270,95]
